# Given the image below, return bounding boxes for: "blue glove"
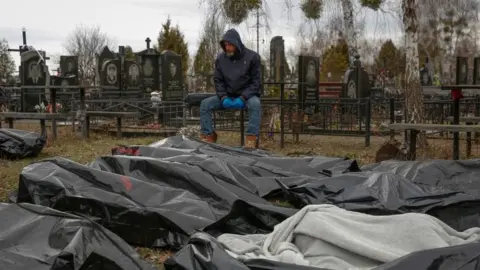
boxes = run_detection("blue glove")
[222,97,235,108]
[231,97,245,109]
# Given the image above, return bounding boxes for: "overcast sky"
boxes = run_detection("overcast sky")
[1,0,401,70]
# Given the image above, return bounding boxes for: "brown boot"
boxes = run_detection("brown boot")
[200,132,217,143]
[245,135,257,149]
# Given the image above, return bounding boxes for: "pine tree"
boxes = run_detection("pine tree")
[375,40,400,77]
[124,46,136,61]
[193,38,213,76]
[157,16,190,81]
[320,39,349,81]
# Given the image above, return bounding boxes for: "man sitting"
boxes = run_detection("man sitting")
[200,28,262,148]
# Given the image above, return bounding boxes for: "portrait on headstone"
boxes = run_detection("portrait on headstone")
[143,58,153,77]
[160,51,183,100]
[107,63,117,84]
[61,79,69,91]
[170,62,177,78]
[67,61,74,73]
[306,60,317,86]
[60,56,79,80]
[297,55,319,116]
[347,79,356,98]
[129,64,140,84]
[28,61,43,84]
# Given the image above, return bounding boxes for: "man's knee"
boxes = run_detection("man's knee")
[246,96,261,110]
[200,96,219,112]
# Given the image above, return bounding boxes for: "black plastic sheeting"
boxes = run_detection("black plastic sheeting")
[12,136,304,248]
[0,128,46,159]
[10,136,480,269]
[164,232,480,270]
[0,203,155,270]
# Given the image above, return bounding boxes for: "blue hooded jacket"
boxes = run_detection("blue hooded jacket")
[214,29,262,100]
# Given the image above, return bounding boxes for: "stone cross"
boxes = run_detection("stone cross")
[145,37,151,49]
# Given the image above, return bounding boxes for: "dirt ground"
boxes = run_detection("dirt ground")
[1,123,480,268]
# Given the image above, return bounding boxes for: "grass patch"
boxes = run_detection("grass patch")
[1,123,479,268]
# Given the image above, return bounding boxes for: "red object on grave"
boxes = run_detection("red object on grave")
[451,88,464,100]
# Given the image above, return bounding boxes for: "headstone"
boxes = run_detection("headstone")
[270,36,285,83]
[419,66,432,86]
[20,50,47,112]
[21,50,46,86]
[160,50,183,100]
[297,55,319,115]
[137,49,160,93]
[456,57,468,84]
[206,74,214,92]
[473,57,480,84]
[342,68,371,98]
[97,46,115,76]
[125,60,142,89]
[60,56,79,79]
[100,59,121,88]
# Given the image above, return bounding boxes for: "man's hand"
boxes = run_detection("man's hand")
[231,97,245,109]
[222,97,245,109]
[222,97,235,108]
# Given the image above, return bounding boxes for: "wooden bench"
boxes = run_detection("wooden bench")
[389,123,480,160]
[0,112,70,138]
[72,111,141,138]
[445,116,480,122]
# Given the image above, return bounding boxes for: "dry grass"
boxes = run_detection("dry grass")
[2,122,480,268]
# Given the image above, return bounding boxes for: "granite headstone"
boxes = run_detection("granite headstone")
[60,56,79,79]
[161,50,183,100]
[137,49,159,93]
[21,50,47,112]
[125,60,142,88]
[456,56,468,84]
[298,55,319,115]
[101,59,121,88]
[420,66,432,86]
[473,57,480,85]
[342,68,371,98]
[206,74,214,92]
[270,36,285,83]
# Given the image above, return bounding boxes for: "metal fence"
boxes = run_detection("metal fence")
[3,86,480,147]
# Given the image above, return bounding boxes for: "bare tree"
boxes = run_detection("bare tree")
[402,0,426,148]
[202,6,227,66]
[417,0,479,83]
[63,25,116,85]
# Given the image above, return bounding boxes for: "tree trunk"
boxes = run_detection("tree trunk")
[403,0,427,150]
[340,0,357,65]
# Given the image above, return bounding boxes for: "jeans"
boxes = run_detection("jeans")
[200,96,261,136]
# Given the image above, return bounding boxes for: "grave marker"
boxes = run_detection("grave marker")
[270,36,285,83]
[21,49,47,111]
[137,37,160,92]
[342,60,371,98]
[160,50,183,100]
[474,57,480,84]
[100,59,121,88]
[297,55,319,115]
[206,74,214,92]
[456,57,468,84]
[125,60,142,88]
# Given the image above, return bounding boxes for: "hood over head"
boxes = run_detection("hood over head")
[220,29,244,54]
